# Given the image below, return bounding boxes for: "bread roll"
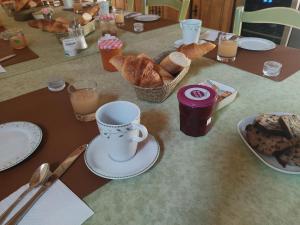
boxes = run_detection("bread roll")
[160,52,191,76]
[15,0,30,11]
[109,55,125,71]
[85,5,99,17]
[178,42,216,60]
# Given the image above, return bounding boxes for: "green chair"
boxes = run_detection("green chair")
[143,0,190,21]
[233,6,300,45]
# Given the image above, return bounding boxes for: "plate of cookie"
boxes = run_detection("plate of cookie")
[238,112,300,174]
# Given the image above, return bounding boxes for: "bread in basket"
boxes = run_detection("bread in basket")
[110,42,216,103]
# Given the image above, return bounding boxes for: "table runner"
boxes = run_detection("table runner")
[119,17,177,33]
[0,87,109,200]
[0,26,39,67]
[205,45,300,82]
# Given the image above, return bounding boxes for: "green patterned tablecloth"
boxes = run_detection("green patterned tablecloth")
[1,10,300,225]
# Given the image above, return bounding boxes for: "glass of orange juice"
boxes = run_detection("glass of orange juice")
[217,33,239,63]
[114,9,125,26]
[67,80,100,122]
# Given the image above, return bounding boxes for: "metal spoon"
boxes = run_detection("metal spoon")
[0,163,50,224]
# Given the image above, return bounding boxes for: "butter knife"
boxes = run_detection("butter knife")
[0,54,16,63]
[4,144,87,225]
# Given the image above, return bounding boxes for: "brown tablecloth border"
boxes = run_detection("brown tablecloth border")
[0,26,39,67]
[0,87,109,200]
[119,17,177,33]
[205,45,300,82]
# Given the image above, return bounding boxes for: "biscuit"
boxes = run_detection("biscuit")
[279,115,300,142]
[255,114,285,135]
[245,124,293,156]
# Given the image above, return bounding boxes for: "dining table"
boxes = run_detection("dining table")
[1,6,300,225]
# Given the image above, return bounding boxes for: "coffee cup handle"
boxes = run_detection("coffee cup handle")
[130,123,148,143]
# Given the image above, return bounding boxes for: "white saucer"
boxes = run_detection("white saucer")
[84,134,160,179]
[174,39,184,48]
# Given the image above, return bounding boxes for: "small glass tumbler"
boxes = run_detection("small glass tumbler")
[263,61,282,77]
[217,33,239,63]
[114,9,125,26]
[47,76,65,92]
[68,80,99,122]
[9,30,27,50]
[133,23,144,32]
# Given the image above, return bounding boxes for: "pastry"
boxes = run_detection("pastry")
[15,0,30,11]
[178,42,216,60]
[255,114,285,135]
[110,54,173,88]
[279,114,300,141]
[245,124,293,156]
[160,52,191,76]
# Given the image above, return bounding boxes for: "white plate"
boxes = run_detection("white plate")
[0,121,42,171]
[200,80,238,111]
[237,112,300,174]
[238,37,276,51]
[134,14,160,22]
[84,134,160,179]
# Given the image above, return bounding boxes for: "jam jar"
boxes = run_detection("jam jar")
[177,84,218,137]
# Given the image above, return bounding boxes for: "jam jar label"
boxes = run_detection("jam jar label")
[184,87,211,101]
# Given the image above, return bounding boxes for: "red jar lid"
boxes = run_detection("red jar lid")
[177,84,217,108]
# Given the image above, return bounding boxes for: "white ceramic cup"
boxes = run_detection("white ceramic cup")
[180,19,202,45]
[96,101,148,162]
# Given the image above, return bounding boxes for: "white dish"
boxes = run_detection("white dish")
[237,112,300,174]
[84,134,160,179]
[238,37,276,51]
[200,80,238,111]
[134,14,160,22]
[0,121,42,171]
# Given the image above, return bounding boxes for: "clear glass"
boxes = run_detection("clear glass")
[73,0,83,14]
[67,80,99,122]
[263,61,282,77]
[9,30,27,50]
[217,33,238,63]
[114,9,125,26]
[133,23,144,32]
[47,76,65,92]
[2,0,15,17]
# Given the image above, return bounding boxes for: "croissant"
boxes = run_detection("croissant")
[110,54,174,88]
[28,18,70,33]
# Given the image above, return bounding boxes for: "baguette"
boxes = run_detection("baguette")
[160,52,191,76]
[178,42,216,60]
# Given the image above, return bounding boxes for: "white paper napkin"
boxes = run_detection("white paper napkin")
[0,180,94,225]
[0,65,6,74]
[200,29,235,42]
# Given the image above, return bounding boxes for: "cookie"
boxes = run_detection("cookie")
[276,145,300,167]
[245,124,293,156]
[279,115,300,141]
[255,114,285,135]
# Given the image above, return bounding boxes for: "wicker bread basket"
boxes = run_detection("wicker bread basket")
[133,66,190,103]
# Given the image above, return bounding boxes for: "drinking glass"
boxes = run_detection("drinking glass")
[133,23,144,32]
[217,33,239,63]
[114,9,125,26]
[9,30,27,50]
[73,0,83,14]
[263,61,282,77]
[68,80,99,122]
